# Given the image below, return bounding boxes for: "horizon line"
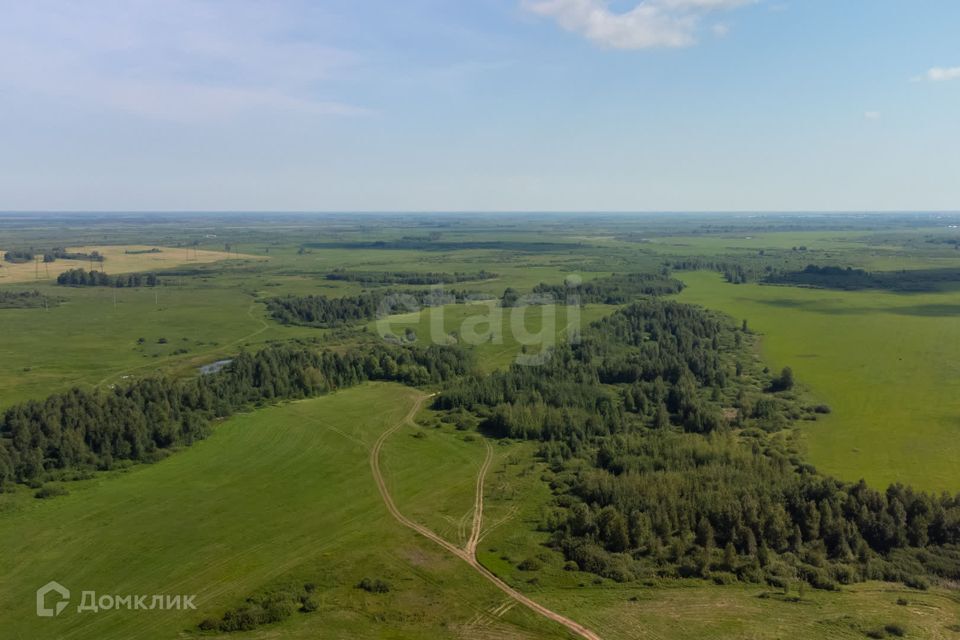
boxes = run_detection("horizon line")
[2,210,960,216]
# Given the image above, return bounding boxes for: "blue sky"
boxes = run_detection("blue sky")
[0,0,958,212]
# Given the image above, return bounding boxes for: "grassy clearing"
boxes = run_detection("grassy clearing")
[0,383,575,640]
[536,581,960,640]
[677,271,960,492]
[0,282,318,409]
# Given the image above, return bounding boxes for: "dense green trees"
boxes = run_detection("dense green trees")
[2,250,35,264]
[766,264,960,293]
[3,248,103,264]
[56,268,160,287]
[435,298,960,589]
[552,428,960,587]
[266,289,483,328]
[437,300,730,438]
[45,248,104,263]
[0,342,472,488]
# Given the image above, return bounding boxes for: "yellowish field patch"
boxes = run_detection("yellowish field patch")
[0,245,263,284]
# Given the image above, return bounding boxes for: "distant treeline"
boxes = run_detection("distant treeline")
[531,272,684,304]
[2,250,35,264]
[124,248,162,255]
[266,289,486,328]
[0,290,60,309]
[0,342,472,488]
[57,268,161,288]
[301,239,583,253]
[3,248,104,264]
[926,236,960,248]
[766,264,960,292]
[270,272,685,327]
[436,299,960,590]
[669,258,773,285]
[325,269,498,285]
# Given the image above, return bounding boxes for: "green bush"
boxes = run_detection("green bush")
[356,577,390,594]
[34,484,68,499]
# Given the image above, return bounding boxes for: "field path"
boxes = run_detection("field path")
[465,439,494,557]
[370,392,602,640]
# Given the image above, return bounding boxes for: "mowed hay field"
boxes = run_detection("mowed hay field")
[677,271,960,493]
[0,245,260,284]
[0,383,570,640]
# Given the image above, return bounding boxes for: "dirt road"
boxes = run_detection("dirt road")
[369,392,602,640]
[465,439,493,557]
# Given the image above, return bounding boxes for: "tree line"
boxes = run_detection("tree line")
[3,248,104,264]
[56,268,161,288]
[765,264,960,293]
[269,271,686,329]
[530,272,684,304]
[0,341,472,488]
[265,289,486,328]
[667,258,774,285]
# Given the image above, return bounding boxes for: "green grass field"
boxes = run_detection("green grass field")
[677,271,960,492]
[0,281,321,409]
[0,383,577,640]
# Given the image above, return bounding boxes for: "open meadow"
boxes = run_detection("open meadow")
[0,383,573,640]
[677,270,960,493]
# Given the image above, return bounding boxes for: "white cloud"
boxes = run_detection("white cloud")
[864,111,881,121]
[522,0,755,49]
[711,23,731,37]
[916,66,960,82]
